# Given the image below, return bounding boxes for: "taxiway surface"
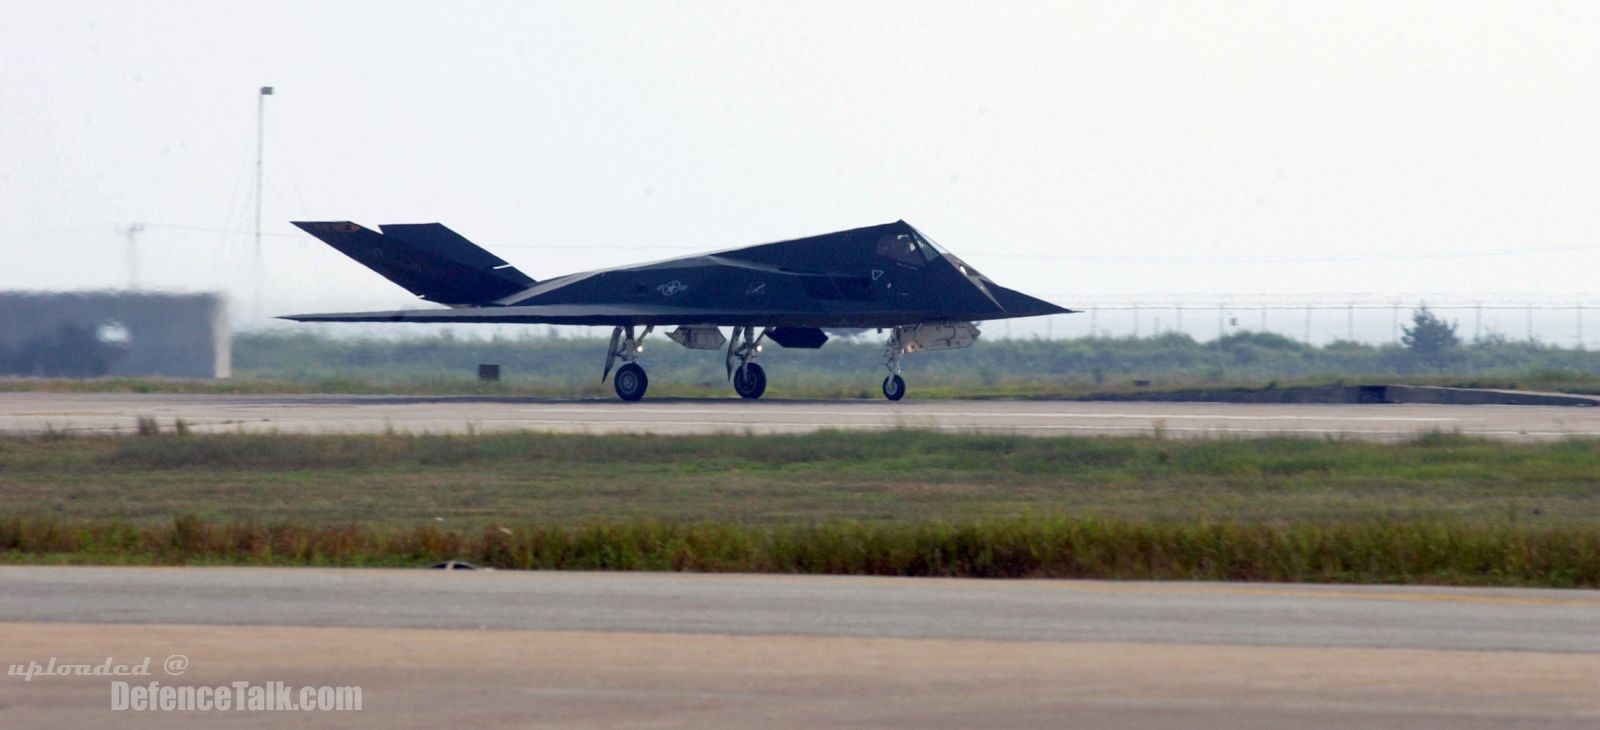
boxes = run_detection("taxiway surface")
[3,392,1599,440]
[2,567,1596,728]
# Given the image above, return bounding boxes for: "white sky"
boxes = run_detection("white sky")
[2,1,1596,335]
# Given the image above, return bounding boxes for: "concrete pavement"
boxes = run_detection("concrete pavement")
[4,392,1600,440]
[2,567,1596,728]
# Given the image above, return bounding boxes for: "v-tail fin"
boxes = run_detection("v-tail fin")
[291,221,535,306]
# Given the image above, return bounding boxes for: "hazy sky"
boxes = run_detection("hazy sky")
[2,1,1596,334]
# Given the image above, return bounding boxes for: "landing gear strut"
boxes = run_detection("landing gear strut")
[726,326,771,399]
[603,325,653,401]
[882,325,910,401]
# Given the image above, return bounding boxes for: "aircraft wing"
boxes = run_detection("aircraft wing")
[279,304,922,328]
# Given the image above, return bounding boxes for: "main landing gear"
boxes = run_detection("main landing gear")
[733,363,767,399]
[603,325,653,401]
[602,324,772,401]
[726,326,770,399]
[613,363,648,401]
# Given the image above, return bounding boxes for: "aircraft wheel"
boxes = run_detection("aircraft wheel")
[733,362,767,400]
[882,374,906,401]
[614,363,648,401]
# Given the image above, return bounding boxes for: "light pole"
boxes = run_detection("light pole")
[121,223,144,289]
[254,85,274,319]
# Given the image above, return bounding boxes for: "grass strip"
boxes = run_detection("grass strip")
[4,430,1600,526]
[2,514,1595,588]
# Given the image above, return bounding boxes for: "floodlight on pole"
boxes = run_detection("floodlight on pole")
[121,223,145,289]
[253,85,273,319]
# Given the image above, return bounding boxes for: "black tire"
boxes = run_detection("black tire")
[733,362,767,399]
[882,374,906,401]
[614,363,648,401]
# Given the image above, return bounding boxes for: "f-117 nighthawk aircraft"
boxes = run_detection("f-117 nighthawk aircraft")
[285,220,1072,401]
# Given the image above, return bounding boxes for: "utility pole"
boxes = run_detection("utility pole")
[121,223,144,289]
[254,85,274,320]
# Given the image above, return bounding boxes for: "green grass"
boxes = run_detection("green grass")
[3,514,1595,587]
[1,429,1596,526]
[3,430,1595,585]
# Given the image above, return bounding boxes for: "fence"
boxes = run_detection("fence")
[1010,296,1599,348]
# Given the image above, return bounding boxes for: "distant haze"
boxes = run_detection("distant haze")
[2,1,1596,340]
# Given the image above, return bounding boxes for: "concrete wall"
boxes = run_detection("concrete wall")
[0,291,230,378]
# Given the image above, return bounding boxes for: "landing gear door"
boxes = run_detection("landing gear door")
[901,322,980,353]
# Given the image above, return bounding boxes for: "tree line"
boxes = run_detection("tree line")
[237,307,1599,393]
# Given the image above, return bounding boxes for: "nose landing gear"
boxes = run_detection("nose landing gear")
[882,373,906,401]
[877,322,979,401]
[882,325,910,401]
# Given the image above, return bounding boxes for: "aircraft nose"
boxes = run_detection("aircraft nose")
[987,283,1075,316]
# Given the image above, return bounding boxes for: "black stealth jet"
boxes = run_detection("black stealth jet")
[285,220,1073,401]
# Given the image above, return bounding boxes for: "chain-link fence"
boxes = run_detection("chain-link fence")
[1007,295,1597,347]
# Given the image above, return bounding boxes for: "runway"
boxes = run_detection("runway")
[2,567,1596,728]
[3,397,1596,725]
[4,391,1600,440]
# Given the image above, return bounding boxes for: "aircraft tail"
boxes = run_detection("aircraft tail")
[291,221,535,305]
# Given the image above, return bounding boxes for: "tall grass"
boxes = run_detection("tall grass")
[2,515,1595,587]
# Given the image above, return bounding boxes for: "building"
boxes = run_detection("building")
[0,291,230,378]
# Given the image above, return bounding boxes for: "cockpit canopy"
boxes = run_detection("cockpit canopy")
[873,228,985,280]
[874,228,951,269]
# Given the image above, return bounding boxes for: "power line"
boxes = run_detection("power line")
[130,224,1600,262]
[975,242,1600,263]
[142,223,691,249]
[1080,303,1598,311]
[145,223,300,238]
[140,222,682,248]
